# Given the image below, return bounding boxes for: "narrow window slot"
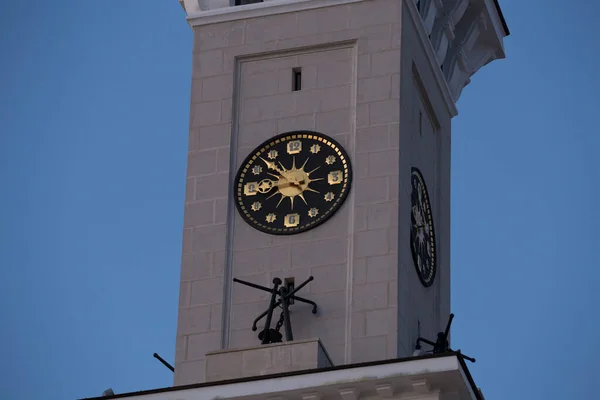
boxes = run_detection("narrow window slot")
[235,0,263,5]
[292,68,302,91]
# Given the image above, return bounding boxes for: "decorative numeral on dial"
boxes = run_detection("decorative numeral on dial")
[308,208,319,218]
[266,213,277,223]
[325,155,336,165]
[287,140,302,154]
[244,182,259,196]
[328,170,343,185]
[252,165,262,175]
[324,192,335,202]
[284,213,300,227]
[268,150,278,159]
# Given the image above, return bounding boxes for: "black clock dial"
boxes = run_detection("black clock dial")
[410,167,436,287]
[234,131,352,235]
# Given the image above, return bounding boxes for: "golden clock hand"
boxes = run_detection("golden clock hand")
[259,157,282,174]
[277,182,298,190]
[260,157,297,182]
[276,162,298,183]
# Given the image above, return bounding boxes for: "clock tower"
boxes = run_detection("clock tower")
[174,0,509,387]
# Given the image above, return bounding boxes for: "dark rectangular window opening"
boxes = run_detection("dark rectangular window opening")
[235,0,263,5]
[292,68,302,91]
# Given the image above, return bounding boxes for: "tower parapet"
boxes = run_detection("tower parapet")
[178,0,509,105]
[415,0,509,102]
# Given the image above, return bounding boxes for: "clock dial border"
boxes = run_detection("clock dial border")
[234,131,353,236]
[409,167,437,288]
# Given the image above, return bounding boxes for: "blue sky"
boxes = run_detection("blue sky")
[1,1,598,399]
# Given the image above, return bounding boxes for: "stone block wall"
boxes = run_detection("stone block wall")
[205,338,333,382]
[174,0,452,386]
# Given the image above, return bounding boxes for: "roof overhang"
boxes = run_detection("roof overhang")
[82,353,483,400]
[492,0,510,36]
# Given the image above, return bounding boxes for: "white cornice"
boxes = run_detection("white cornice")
[185,0,363,27]
[444,20,456,41]
[483,0,507,54]
[87,355,478,400]
[180,0,505,116]
[450,0,469,26]
[405,0,459,117]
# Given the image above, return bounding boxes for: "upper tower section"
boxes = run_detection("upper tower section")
[178,0,509,106]
[417,0,510,101]
[173,0,509,387]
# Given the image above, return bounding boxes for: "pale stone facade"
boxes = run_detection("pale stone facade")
[205,338,333,382]
[77,1,509,398]
[175,0,508,387]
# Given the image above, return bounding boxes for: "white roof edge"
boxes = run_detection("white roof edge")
[483,0,509,42]
[91,355,469,400]
[458,360,479,399]
[182,0,459,118]
[185,0,364,27]
[404,0,459,117]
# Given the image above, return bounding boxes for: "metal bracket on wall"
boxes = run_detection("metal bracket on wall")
[233,276,318,345]
[414,313,476,363]
[153,352,175,372]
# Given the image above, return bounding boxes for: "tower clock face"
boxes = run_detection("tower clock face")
[410,167,436,287]
[234,131,352,235]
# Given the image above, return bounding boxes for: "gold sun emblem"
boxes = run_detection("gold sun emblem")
[325,155,336,165]
[259,155,324,210]
[251,202,261,211]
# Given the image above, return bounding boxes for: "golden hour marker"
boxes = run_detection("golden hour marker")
[244,182,259,196]
[251,202,262,211]
[310,144,321,154]
[266,213,277,223]
[325,155,336,165]
[328,170,343,185]
[287,140,302,154]
[308,208,319,218]
[284,213,300,227]
[268,149,278,159]
[252,165,262,175]
[324,192,335,202]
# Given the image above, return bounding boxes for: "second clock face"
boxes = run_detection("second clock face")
[234,131,352,235]
[410,167,436,287]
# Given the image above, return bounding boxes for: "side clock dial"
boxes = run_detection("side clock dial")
[234,131,352,235]
[410,167,436,287]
